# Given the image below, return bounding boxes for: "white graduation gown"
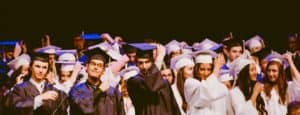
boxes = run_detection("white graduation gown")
[288,80,300,102]
[261,88,287,115]
[184,74,228,115]
[229,87,258,115]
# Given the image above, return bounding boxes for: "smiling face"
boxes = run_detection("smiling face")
[266,63,280,83]
[249,63,257,81]
[31,60,49,82]
[86,59,105,79]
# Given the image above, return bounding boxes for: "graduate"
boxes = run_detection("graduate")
[229,52,267,115]
[5,53,68,115]
[170,54,195,115]
[68,46,125,115]
[126,43,180,115]
[184,50,228,115]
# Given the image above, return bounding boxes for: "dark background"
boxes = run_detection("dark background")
[0,1,299,53]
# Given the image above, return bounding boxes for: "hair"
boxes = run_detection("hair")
[288,101,300,115]
[226,40,243,51]
[193,63,214,81]
[176,68,188,113]
[235,64,267,114]
[263,61,288,105]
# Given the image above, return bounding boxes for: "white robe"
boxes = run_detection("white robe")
[171,84,186,115]
[184,74,228,115]
[261,88,287,115]
[123,97,135,115]
[229,87,258,115]
[288,80,300,102]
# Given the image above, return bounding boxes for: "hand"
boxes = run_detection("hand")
[114,36,123,43]
[99,82,110,92]
[101,33,114,43]
[40,91,58,101]
[214,54,225,69]
[283,52,293,62]
[46,72,55,84]
[253,82,263,96]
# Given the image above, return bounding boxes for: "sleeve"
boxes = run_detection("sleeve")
[184,74,228,108]
[229,88,258,115]
[69,87,95,114]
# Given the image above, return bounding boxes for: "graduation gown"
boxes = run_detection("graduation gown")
[5,81,68,115]
[229,87,258,115]
[69,82,125,115]
[184,74,228,115]
[261,88,287,115]
[127,65,180,115]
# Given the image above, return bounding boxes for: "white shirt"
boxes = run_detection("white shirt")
[229,87,258,115]
[261,88,287,115]
[171,84,186,115]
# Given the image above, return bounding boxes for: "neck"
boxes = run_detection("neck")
[87,77,101,86]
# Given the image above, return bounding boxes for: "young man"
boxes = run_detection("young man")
[69,47,124,115]
[126,43,180,115]
[6,53,68,115]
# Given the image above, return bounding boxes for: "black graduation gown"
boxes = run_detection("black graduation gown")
[69,82,125,115]
[5,81,68,115]
[127,65,180,115]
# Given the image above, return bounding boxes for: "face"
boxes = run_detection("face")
[170,50,182,58]
[49,54,56,65]
[161,69,173,84]
[73,37,85,50]
[197,63,213,80]
[249,63,257,81]
[31,60,49,82]
[266,64,279,83]
[289,37,298,52]
[86,59,105,79]
[127,52,136,63]
[21,65,30,76]
[228,46,243,61]
[250,46,262,53]
[60,71,72,83]
[183,65,194,79]
[136,58,152,73]
[260,59,268,72]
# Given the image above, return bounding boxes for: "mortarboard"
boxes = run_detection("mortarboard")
[56,49,77,64]
[194,38,222,51]
[81,33,101,40]
[60,64,75,72]
[7,54,31,70]
[116,66,140,80]
[128,43,156,59]
[35,45,62,54]
[0,40,18,46]
[88,42,123,61]
[170,54,195,71]
[245,35,265,50]
[265,51,289,68]
[193,49,217,64]
[165,40,182,55]
[83,47,109,64]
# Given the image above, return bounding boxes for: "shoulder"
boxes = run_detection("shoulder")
[14,81,30,89]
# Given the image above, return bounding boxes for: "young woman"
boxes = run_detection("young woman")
[229,57,267,115]
[170,54,195,115]
[184,52,228,115]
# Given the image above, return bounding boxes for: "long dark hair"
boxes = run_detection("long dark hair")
[176,68,187,113]
[236,64,267,114]
[263,61,288,105]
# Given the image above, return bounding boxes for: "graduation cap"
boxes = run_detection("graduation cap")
[128,43,156,59]
[56,49,77,64]
[245,35,265,51]
[265,51,289,68]
[165,40,182,55]
[194,38,222,51]
[60,64,75,72]
[35,45,62,54]
[80,33,101,40]
[7,54,31,70]
[0,40,18,46]
[116,66,140,80]
[170,54,194,71]
[193,49,217,64]
[85,42,123,63]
